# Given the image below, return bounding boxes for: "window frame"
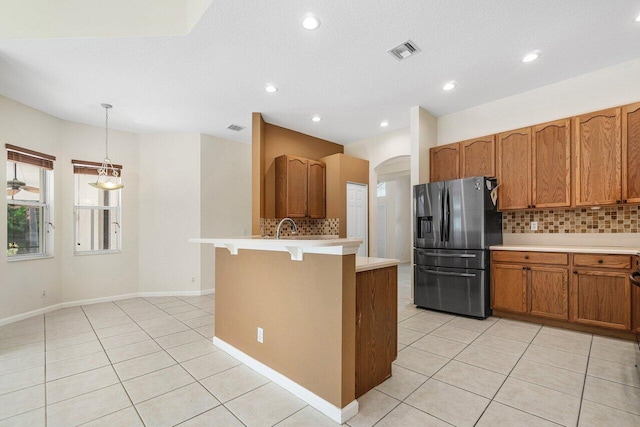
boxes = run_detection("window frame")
[6,157,55,262]
[73,166,122,255]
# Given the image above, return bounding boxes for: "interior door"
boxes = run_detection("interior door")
[347,182,368,257]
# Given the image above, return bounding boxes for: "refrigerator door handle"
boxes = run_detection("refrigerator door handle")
[417,267,477,278]
[444,187,451,241]
[417,252,477,258]
[439,188,445,241]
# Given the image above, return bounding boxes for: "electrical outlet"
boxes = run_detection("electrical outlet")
[41,290,46,298]
[257,327,264,343]
[191,277,195,283]
[531,221,538,231]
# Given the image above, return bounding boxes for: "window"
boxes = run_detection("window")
[377,182,386,198]
[6,144,55,260]
[73,160,122,254]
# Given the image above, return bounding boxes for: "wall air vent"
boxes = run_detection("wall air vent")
[227,124,245,131]
[387,40,421,61]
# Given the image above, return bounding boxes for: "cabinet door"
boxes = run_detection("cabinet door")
[497,128,532,210]
[622,102,640,204]
[355,266,397,398]
[529,267,568,320]
[570,270,631,330]
[430,143,459,182]
[460,136,495,178]
[532,119,571,208]
[492,264,527,313]
[282,155,308,218]
[575,108,622,206]
[307,160,326,218]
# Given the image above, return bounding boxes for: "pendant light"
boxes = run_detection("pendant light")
[90,103,123,190]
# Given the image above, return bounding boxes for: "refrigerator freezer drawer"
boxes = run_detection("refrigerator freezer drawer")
[414,248,487,270]
[414,265,490,319]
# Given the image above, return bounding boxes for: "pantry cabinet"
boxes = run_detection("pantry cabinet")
[275,155,325,219]
[574,108,622,206]
[622,102,640,204]
[460,136,496,178]
[497,128,531,210]
[430,143,459,182]
[532,119,572,208]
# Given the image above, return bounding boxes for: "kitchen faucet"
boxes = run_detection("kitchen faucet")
[276,218,298,239]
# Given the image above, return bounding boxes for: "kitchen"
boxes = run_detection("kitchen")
[2,1,640,426]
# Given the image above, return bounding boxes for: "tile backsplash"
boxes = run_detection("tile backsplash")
[503,205,639,233]
[260,218,339,237]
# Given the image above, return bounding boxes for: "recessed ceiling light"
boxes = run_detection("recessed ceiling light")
[522,52,540,63]
[265,84,277,93]
[636,13,640,22]
[380,121,389,127]
[302,14,321,30]
[312,115,321,122]
[442,81,456,91]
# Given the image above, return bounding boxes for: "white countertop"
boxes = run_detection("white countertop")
[190,236,363,261]
[356,257,401,272]
[491,244,640,255]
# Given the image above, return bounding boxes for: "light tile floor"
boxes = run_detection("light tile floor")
[0,264,639,426]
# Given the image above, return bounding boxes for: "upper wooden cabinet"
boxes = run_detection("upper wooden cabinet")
[497,128,531,210]
[532,119,572,208]
[307,160,326,219]
[430,144,459,182]
[623,102,640,204]
[275,155,325,218]
[574,108,622,206]
[460,136,496,178]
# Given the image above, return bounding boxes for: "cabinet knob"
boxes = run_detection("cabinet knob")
[524,255,529,260]
[598,259,603,264]
[522,267,526,270]
[616,200,621,204]
[623,199,627,203]
[573,270,578,275]
[532,205,536,208]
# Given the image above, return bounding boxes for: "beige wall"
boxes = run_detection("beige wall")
[0,96,140,319]
[138,133,202,293]
[321,154,369,238]
[215,248,355,408]
[345,128,411,257]
[200,134,251,291]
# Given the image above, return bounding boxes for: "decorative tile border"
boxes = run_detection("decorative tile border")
[260,218,339,237]
[503,205,639,233]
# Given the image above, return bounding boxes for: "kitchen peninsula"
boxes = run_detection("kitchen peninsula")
[189,237,399,423]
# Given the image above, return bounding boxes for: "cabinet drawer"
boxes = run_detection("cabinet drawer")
[492,251,568,265]
[573,254,631,270]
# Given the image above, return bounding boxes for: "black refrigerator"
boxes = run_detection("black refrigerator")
[413,176,502,319]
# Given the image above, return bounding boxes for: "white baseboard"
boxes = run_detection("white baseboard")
[0,289,215,327]
[212,337,358,424]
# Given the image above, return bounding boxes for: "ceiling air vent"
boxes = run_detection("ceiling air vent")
[227,124,245,132]
[388,40,421,61]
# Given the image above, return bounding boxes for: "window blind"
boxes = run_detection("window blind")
[6,144,56,170]
[71,159,123,176]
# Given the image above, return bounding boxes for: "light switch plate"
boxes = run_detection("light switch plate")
[531,221,538,231]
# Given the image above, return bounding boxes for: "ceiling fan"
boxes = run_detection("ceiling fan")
[6,163,39,197]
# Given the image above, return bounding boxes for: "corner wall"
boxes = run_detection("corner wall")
[200,134,251,291]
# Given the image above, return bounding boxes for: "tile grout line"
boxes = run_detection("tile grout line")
[80,302,147,426]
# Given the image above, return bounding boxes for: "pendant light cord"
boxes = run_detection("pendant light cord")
[104,105,109,159]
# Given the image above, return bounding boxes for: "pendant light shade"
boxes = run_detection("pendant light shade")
[90,103,123,190]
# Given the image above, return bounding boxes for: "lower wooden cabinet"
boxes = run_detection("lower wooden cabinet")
[570,269,631,330]
[491,261,568,320]
[529,267,569,320]
[355,266,397,398]
[492,250,634,333]
[492,264,527,313]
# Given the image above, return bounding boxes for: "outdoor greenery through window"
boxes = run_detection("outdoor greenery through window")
[6,144,55,259]
[73,160,122,254]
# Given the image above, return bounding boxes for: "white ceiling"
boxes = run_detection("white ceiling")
[1,0,639,145]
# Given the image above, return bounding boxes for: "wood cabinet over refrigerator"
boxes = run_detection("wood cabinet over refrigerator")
[275,155,326,219]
